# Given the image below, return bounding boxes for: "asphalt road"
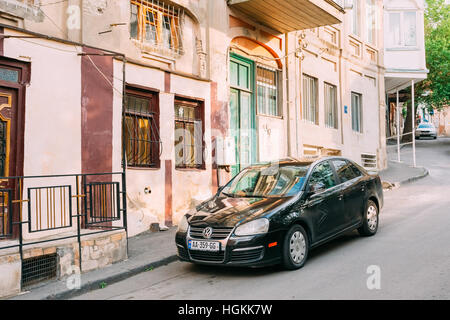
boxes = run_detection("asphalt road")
[74,137,450,300]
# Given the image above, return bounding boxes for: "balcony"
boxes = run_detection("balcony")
[0,0,44,22]
[227,0,344,33]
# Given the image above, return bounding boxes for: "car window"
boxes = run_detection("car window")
[222,165,310,198]
[309,161,337,191]
[332,159,361,183]
[418,124,433,128]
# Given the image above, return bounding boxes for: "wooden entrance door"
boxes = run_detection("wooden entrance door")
[0,87,18,238]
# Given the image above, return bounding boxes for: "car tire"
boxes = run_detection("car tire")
[282,224,309,270]
[358,200,379,237]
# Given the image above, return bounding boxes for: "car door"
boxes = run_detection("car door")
[303,160,344,241]
[331,159,365,227]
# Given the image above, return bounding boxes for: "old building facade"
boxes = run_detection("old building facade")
[0,0,426,297]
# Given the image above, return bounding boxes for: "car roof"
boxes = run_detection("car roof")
[248,156,356,168]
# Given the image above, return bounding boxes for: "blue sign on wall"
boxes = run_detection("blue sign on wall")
[344,105,348,114]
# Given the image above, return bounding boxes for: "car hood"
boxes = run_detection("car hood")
[187,194,297,228]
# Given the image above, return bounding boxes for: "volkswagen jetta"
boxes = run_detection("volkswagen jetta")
[175,157,383,270]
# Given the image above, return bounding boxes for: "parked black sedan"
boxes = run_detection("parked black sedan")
[175,157,383,270]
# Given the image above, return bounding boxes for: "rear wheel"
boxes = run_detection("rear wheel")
[282,225,309,270]
[358,200,379,236]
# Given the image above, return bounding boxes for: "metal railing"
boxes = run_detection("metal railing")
[0,171,128,281]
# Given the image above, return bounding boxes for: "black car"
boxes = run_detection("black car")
[175,157,383,270]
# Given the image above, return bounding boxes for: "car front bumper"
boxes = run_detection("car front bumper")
[416,131,437,138]
[175,228,285,267]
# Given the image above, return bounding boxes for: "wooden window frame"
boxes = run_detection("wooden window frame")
[130,0,183,53]
[174,96,205,170]
[123,85,160,169]
[302,74,318,125]
[324,82,338,129]
[351,91,363,133]
[256,65,282,117]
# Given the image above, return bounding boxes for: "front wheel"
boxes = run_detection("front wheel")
[282,225,309,270]
[358,200,379,236]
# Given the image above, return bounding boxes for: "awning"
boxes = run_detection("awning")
[227,0,344,33]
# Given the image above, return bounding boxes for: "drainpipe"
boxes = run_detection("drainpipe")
[285,32,292,157]
[338,47,344,147]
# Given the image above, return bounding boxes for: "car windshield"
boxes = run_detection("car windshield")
[221,164,310,198]
[418,124,433,128]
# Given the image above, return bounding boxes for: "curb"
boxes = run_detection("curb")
[382,166,429,191]
[397,166,429,186]
[44,254,179,300]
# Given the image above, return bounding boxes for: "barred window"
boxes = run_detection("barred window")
[123,87,160,168]
[302,74,318,124]
[257,66,280,117]
[324,83,338,129]
[130,0,183,54]
[174,98,204,169]
[351,92,363,133]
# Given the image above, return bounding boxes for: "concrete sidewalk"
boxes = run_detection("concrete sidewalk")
[379,160,429,189]
[9,159,429,300]
[11,228,179,300]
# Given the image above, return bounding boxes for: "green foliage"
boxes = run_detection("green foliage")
[416,0,450,110]
[99,281,107,289]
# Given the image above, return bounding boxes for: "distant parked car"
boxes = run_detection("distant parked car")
[415,123,437,139]
[175,157,383,270]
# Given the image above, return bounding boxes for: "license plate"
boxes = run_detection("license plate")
[188,240,220,252]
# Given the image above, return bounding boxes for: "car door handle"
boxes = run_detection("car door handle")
[338,195,343,201]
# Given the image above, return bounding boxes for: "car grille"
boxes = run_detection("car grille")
[189,226,234,240]
[188,250,225,262]
[230,247,264,262]
[177,246,189,260]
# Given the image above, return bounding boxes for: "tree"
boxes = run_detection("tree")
[402,0,450,143]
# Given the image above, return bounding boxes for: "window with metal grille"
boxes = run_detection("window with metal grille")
[22,253,57,287]
[351,92,363,133]
[302,74,318,124]
[174,98,204,169]
[324,83,338,129]
[123,86,160,168]
[130,0,184,55]
[257,65,280,117]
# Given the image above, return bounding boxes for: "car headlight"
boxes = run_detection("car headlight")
[234,218,269,236]
[177,215,189,233]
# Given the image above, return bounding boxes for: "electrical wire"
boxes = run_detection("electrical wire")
[38,6,125,95]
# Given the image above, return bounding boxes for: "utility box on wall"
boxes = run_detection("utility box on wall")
[215,136,236,166]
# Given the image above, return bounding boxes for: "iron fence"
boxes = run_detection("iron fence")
[0,171,128,287]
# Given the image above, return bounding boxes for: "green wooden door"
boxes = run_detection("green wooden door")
[229,54,256,177]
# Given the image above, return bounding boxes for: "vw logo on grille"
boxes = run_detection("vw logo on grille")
[202,227,213,239]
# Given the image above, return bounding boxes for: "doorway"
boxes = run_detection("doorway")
[229,53,257,177]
